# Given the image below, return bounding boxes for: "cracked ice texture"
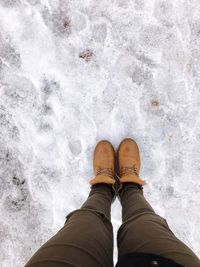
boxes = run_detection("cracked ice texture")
[0,0,200,266]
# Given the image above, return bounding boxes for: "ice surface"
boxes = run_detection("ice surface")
[0,0,200,266]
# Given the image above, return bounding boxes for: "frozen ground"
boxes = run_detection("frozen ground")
[0,0,200,266]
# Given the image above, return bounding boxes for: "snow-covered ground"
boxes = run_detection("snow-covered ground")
[0,0,200,266]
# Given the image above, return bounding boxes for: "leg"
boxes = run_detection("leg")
[25,184,114,267]
[117,183,200,267]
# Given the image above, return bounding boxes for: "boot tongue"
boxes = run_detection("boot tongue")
[96,167,114,178]
[120,165,139,177]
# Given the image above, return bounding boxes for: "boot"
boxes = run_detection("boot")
[117,138,146,186]
[90,140,116,188]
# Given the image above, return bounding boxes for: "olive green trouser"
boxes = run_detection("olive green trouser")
[25,184,200,267]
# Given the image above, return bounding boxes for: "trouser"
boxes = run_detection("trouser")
[25,184,200,267]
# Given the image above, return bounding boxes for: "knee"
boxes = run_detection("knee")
[65,208,113,232]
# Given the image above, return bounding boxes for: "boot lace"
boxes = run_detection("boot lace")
[120,165,138,177]
[96,167,114,178]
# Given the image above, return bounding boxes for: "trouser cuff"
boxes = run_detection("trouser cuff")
[91,183,116,200]
[118,182,143,199]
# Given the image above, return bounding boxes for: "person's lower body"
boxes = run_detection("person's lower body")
[25,184,114,267]
[117,183,200,267]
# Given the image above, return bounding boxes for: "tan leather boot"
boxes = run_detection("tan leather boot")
[117,138,146,186]
[90,140,116,187]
